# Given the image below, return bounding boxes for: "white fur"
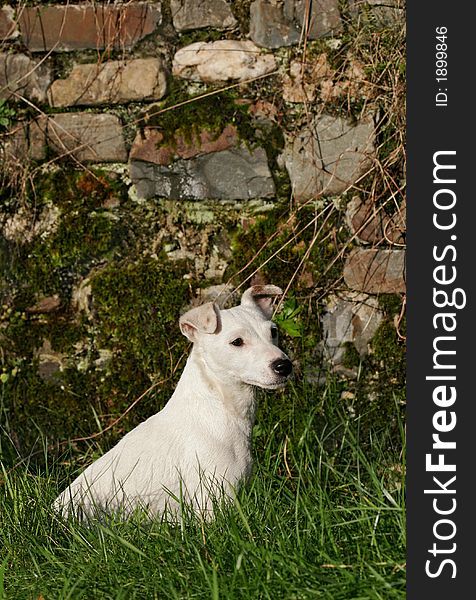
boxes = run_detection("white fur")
[54,286,293,520]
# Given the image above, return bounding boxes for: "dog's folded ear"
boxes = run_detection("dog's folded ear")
[240,285,283,319]
[179,302,221,341]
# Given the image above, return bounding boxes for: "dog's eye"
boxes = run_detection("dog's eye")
[230,338,244,347]
[271,326,278,339]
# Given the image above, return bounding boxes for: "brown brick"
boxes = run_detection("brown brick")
[48,58,167,107]
[19,2,162,52]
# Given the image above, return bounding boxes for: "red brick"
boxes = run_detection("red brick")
[19,2,162,52]
[129,125,238,165]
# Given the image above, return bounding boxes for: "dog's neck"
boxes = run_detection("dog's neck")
[173,346,257,431]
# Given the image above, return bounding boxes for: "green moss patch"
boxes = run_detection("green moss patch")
[225,202,347,295]
[1,255,193,458]
[11,169,127,300]
[144,87,256,149]
[91,256,190,379]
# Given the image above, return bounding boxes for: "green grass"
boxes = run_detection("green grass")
[0,380,405,599]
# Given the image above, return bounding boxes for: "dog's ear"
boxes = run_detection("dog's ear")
[179,302,221,342]
[240,285,283,319]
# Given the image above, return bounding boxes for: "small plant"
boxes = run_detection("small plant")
[0,99,16,130]
[275,297,303,338]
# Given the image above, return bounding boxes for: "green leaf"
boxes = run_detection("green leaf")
[275,297,303,337]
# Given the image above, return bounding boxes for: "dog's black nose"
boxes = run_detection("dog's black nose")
[271,358,293,377]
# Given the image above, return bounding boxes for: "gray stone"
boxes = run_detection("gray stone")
[344,248,406,293]
[294,0,342,39]
[171,0,237,31]
[249,0,342,48]
[0,119,50,169]
[0,122,29,168]
[0,52,53,102]
[249,0,300,48]
[35,113,127,163]
[48,58,167,107]
[348,0,404,27]
[36,339,65,383]
[284,114,375,200]
[283,55,333,103]
[130,145,275,200]
[345,195,385,243]
[94,349,113,371]
[321,292,383,365]
[71,278,93,316]
[204,247,230,280]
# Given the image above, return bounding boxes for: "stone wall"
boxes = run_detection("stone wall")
[0,0,405,449]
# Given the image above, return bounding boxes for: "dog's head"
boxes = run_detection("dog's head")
[179,285,293,390]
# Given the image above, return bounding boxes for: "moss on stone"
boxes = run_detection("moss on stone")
[1,169,195,453]
[225,202,346,294]
[175,28,226,46]
[371,293,406,390]
[91,256,190,379]
[1,310,85,360]
[144,86,257,150]
[223,202,349,368]
[1,311,41,358]
[378,293,404,320]
[342,341,361,369]
[344,306,405,448]
[372,321,405,380]
[11,169,126,299]
[1,254,193,457]
[229,0,252,35]
[1,367,95,459]
[70,255,194,435]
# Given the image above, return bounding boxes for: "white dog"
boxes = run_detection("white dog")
[54,285,293,520]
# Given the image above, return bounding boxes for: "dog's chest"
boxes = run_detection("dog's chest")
[188,417,253,483]
[219,436,253,481]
